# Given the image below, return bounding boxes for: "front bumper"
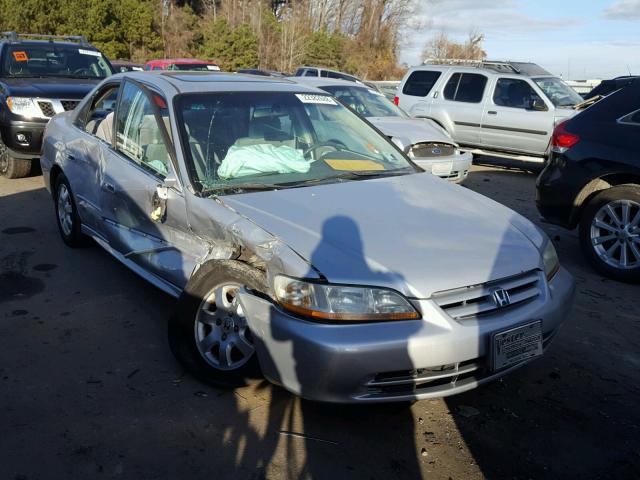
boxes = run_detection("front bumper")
[239,267,575,403]
[0,118,48,158]
[412,151,473,183]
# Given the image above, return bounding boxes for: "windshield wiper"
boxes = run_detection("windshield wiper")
[200,183,282,196]
[281,167,414,187]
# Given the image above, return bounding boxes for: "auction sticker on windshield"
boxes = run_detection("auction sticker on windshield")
[491,320,543,371]
[295,94,337,105]
[12,51,28,62]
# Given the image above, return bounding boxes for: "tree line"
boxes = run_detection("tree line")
[0,0,416,80]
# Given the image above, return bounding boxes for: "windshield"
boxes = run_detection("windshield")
[176,91,416,195]
[534,77,583,107]
[321,85,407,118]
[2,45,112,78]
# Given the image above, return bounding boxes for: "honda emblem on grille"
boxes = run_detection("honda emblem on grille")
[492,289,511,308]
[431,147,442,155]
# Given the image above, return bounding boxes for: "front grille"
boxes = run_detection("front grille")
[361,328,557,399]
[61,100,80,111]
[411,142,456,158]
[37,101,55,117]
[432,270,542,321]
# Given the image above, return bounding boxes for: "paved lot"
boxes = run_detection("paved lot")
[1,162,639,479]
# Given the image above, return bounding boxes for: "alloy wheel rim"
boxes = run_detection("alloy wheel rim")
[194,283,254,371]
[0,141,8,175]
[590,199,640,270]
[57,184,74,237]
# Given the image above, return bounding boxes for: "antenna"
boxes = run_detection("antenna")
[627,64,632,76]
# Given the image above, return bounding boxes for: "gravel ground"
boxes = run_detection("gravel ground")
[1,162,638,479]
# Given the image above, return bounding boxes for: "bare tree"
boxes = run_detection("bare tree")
[421,30,486,62]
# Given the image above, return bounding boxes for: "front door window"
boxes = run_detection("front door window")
[115,82,171,178]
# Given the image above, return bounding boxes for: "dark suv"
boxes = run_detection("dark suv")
[537,79,640,283]
[0,32,113,178]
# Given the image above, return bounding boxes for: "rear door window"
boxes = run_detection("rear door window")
[444,73,487,103]
[402,70,441,97]
[620,109,640,125]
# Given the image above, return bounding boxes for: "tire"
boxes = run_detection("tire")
[0,140,32,179]
[169,260,268,387]
[579,185,640,283]
[54,173,90,247]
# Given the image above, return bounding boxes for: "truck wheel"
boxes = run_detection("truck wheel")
[54,173,90,247]
[0,140,32,178]
[579,185,640,283]
[169,260,268,387]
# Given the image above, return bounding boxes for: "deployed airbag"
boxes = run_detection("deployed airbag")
[218,144,310,179]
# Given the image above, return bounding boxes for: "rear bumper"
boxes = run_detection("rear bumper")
[535,155,581,228]
[239,267,575,403]
[0,118,47,158]
[412,151,473,183]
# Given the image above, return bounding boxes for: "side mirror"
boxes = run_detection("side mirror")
[150,174,179,223]
[391,136,412,153]
[531,99,548,111]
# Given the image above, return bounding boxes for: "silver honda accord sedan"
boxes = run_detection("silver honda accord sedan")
[41,72,575,403]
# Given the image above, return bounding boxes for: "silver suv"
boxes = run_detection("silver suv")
[395,61,584,162]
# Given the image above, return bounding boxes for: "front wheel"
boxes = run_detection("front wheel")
[0,140,31,178]
[54,173,90,247]
[169,261,268,387]
[579,185,640,283]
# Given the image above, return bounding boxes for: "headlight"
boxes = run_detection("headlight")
[542,241,560,281]
[6,97,43,118]
[273,275,420,322]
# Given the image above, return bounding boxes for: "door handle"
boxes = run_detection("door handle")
[66,153,76,161]
[104,182,116,193]
[487,111,497,115]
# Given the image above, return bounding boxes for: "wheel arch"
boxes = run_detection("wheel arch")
[49,164,64,197]
[571,173,640,228]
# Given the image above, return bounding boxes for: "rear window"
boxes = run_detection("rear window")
[402,70,441,97]
[444,73,487,103]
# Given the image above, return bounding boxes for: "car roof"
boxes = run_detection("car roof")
[0,39,99,49]
[111,71,329,94]
[145,58,217,65]
[410,61,552,78]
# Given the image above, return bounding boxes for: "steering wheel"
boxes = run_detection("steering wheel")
[72,68,91,76]
[304,140,347,159]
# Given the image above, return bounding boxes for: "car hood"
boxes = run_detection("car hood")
[222,173,544,298]
[368,116,454,146]
[1,77,100,99]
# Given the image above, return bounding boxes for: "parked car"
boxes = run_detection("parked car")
[537,79,640,283]
[294,77,472,182]
[582,76,639,101]
[41,72,574,403]
[295,66,363,84]
[144,58,220,71]
[0,32,113,178]
[370,80,400,102]
[236,69,287,77]
[395,60,584,162]
[111,60,143,73]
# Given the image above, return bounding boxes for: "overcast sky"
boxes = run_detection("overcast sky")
[400,0,640,79]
